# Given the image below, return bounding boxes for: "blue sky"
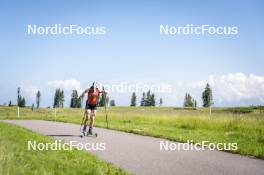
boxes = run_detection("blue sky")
[0,0,264,107]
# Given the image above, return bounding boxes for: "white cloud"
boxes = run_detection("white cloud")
[190,73,264,106]
[47,78,84,94]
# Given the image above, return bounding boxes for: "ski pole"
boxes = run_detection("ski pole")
[103,86,109,128]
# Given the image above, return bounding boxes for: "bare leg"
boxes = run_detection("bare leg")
[89,110,96,127]
[83,109,91,132]
[88,110,96,134]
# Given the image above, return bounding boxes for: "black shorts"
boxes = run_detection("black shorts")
[85,103,97,110]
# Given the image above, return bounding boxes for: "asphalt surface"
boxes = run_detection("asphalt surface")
[4,120,264,175]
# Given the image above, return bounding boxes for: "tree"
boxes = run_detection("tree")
[70,90,82,108]
[59,90,64,108]
[17,87,21,106]
[70,90,79,108]
[53,89,64,108]
[98,93,105,107]
[140,92,146,106]
[76,96,82,108]
[150,93,156,106]
[146,90,152,106]
[109,99,116,106]
[140,91,156,106]
[130,92,137,106]
[17,87,26,107]
[53,89,59,108]
[8,100,12,107]
[202,83,213,107]
[159,98,163,106]
[183,93,195,107]
[36,90,41,108]
[99,92,108,107]
[17,87,22,106]
[20,97,26,107]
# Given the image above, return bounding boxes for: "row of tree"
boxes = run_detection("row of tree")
[10,83,213,108]
[183,93,197,107]
[183,83,213,107]
[130,83,213,108]
[130,91,163,107]
[14,87,115,108]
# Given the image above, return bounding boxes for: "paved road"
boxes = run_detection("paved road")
[3,120,264,175]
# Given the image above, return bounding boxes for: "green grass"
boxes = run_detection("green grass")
[0,121,128,175]
[0,106,264,158]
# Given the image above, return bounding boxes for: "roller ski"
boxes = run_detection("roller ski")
[80,126,98,137]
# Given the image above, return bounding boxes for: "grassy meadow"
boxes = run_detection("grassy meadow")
[0,106,264,158]
[0,121,128,175]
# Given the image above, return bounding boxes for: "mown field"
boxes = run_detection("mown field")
[0,106,264,158]
[0,121,128,175]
